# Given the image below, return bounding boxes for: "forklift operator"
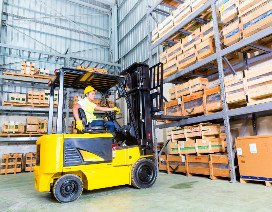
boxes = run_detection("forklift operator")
[73,85,120,132]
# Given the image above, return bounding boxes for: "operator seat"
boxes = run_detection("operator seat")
[78,108,106,133]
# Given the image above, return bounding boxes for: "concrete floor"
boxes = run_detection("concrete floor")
[1,173,272,212]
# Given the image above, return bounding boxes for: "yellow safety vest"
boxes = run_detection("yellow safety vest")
[79,97,97,123]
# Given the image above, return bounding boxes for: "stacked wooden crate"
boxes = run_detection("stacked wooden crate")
[21,61,38,75]
[220,0,241,46]
[24,152,36,172]
[197,21,215,60]
[165,77,208,116]
[244,63,272,105]
[224,72,247,107]
[1,153,23,175]
[239,0,272,38]
[204,86,222,114]
[169,123,226,155]
[27,90,45,105]
[26,117,39,133]
[9,93,27,104]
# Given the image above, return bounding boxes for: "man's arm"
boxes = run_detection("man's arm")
[95,106,114,112]
[73,103,81,121]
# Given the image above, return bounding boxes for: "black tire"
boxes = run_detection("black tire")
[131,158,157,189]
[53,174,83,203]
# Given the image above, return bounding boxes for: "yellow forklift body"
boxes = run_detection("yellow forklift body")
[34,134,150,192]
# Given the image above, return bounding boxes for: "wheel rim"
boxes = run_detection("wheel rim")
[60,180,78,198]
[138,164,154,184]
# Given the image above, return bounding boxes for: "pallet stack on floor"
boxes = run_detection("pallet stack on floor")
[0,152,36,175]
[159,122,229,180]
[0,153,23,175]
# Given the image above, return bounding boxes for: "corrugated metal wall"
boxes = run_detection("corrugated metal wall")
[1,0,111,70]
[117,0,167,69]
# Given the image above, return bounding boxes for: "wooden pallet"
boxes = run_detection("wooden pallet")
[204,86,222,114]
[240,0,272,38]
[3,71,52,80]
[171,127,185,141]
[0,133,43,137]
[25,152,36,172]
[244,65,272,105]
[1,153,23,175]
[182,91,204,116]
[240,178,272,187]
[219,0,239,24]
[3,101,49,108]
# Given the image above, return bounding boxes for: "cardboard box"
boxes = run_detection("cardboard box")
[236,135,272,179]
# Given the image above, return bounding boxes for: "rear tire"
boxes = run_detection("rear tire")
[131,158,157,189]
[53,174,83,203]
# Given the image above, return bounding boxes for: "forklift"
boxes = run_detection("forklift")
[34,63,164,203]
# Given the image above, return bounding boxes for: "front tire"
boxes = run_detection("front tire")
[131,158,157,189]
[53,174,83,203]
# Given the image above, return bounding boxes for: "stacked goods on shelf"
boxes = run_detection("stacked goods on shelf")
[224,72,247,107]
[164,99,182,116]
[44,90,59,106]
[169,123,226,155]
[220,0,241,46]
[239,0,272,38]
[1,153,23,175]
[192,0,209,11]
[158,15,174,38]
[26,117,39,133]
[3,61,53,80]
[21,61,38,75]
[182,78,208,116]
[76,66,108,74]
[236,135,272,186]
[244,62,272,105]
[197,22,215,60]
[172,1,192,26]
[164,43,181,78]
[27,90,45,105]
[9,93,27,104]
[38,119,48,133]
[2,122,25,134]
[24,152,36,172]
[203,86,222,114]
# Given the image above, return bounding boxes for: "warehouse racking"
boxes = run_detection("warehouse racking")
[147,0,272,182]
[0,44,121,143]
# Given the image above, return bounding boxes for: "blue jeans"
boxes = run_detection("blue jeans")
[90,120,115,133]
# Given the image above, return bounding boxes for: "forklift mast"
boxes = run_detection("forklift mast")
[119,63,163,155]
